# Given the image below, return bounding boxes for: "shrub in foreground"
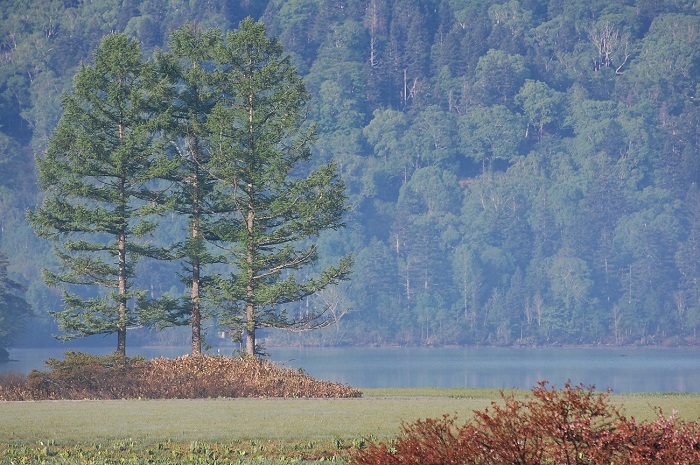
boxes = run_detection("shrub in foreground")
[0,351,361,400]
[351,381,700,465]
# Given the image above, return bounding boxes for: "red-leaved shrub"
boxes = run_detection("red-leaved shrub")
[351,381,700,465]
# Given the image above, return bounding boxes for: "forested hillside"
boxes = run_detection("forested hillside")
[1,0,698,348]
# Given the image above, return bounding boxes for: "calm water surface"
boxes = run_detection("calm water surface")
[270,347,700,393]
[2,346,699,393]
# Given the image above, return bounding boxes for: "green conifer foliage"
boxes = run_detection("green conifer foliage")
[205,19,353,356]
[151,24,223,355]
[28,34,174,356]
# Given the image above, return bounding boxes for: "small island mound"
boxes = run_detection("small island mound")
[0,351,362,401]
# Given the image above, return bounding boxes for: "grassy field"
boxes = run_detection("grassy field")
[1,389,699,463]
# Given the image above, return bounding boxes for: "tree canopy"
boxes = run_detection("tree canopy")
[27,18,352,355]
[203,19,352,355]
[27,33,174,355]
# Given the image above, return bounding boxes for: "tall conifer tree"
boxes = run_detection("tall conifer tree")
[28,34,173,356]
[206,19,353,356]
[152,25,222,355]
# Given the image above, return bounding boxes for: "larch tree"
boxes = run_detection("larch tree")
[27,34,174,356]
[205,18,353,356]
[152,25,223,355]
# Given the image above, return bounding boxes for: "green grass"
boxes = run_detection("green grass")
[0,396,490,445]
[1,389,699,464]
[2,390,699,445]
[360,387,513,397]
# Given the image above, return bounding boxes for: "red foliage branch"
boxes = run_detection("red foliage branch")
[351,381,700,465]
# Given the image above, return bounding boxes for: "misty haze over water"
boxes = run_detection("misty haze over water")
[3,347,699,393]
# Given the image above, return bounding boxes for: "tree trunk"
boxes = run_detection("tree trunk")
[245,302,255,356]
[245,204,256,356]
[117,124,127,357]
[117,228,127,357]
[244,86,256,356]
[191,254,201,355]
[190,144,202,356]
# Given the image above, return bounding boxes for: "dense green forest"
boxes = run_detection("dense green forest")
[0,0,698,349]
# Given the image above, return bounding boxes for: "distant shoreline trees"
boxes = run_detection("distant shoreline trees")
[0,252,33,360]
[1,1,698,348]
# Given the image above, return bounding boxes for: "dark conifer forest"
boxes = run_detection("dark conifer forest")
[0,0,698,348]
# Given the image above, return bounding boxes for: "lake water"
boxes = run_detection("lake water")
[2,346,699,393]
[268,347,700,393]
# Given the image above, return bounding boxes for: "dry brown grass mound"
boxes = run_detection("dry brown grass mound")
[0,351,362,400]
